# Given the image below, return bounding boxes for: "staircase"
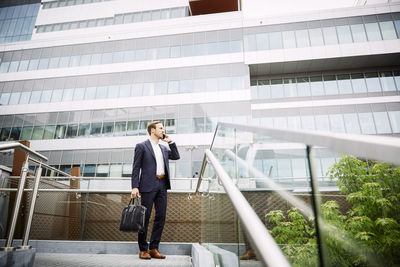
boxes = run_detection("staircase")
[35,253,191,267]
[1,240,194,267]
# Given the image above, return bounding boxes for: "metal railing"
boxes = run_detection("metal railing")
[204,149,291,267]
[0,142,71,251]
[195,122,400,267]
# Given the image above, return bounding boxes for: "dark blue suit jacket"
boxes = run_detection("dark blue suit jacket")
[131,139,180,192]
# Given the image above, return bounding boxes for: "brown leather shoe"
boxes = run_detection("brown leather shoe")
[148,248,166,259]
[139,251,151,260]
[240,250,256,260]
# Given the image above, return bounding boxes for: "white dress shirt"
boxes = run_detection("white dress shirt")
[149,139,165,176]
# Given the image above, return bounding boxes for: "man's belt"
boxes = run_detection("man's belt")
[156,174,165,178]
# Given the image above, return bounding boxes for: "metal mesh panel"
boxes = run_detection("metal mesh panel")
[1,182,351,244]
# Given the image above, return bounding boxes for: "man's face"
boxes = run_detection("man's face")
[152,123,164,139]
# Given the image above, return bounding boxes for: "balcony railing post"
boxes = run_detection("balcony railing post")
[19,165,42,249]
[0,156,30,251]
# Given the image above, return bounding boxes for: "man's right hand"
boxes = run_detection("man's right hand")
[131,188,140,199]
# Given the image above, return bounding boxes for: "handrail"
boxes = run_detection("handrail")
[0,142,48,162]
[217,122,400,166]
[29,157,71,177]
[204,149,291,267]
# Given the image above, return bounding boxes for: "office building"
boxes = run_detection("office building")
[0,0,399,188]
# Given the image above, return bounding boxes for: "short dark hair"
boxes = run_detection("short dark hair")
[147,121,161,135]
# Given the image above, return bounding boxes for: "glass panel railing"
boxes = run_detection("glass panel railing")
[198,122,400,267]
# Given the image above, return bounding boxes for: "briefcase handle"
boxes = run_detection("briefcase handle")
[129,196,141,206]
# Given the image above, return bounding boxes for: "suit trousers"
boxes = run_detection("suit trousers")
[138,177,167,251]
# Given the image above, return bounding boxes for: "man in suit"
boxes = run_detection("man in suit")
[131,121,180,260]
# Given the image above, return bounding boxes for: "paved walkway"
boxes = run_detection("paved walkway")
[34,253,192,267]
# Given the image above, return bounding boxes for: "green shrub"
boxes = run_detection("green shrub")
[266,155,400,266]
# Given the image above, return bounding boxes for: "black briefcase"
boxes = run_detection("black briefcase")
[119,197,147,233]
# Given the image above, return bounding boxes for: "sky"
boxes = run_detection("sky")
[243,0,357,17]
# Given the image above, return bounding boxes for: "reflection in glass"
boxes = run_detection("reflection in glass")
[351,73,367,93]
[32,126,44,140]
[297,77,311,96]
[51,89,63,102]
[358,113,376,134]
[20,126,33,140]
[301,116,315,130]
[288,117,301,129]
[65,124,78,138]
[373,112,391,134]
[78,123,90,137]
[244,34,256,51]
[315,115,330,131]
[96,86,107,99]
[178,118,192,134]
[103,122,114,136]
[295,29,310,47]
[90,123,102,136]
[365,72,382,92]
[114,121,127,136]
[139,120,150,135]
[310,76,324,96]
[256,33,269,50]
[282,31,296,48]
[85,87,96,100]
[337,74,353,94]
[73,88,85,100]
[388,111,400,133]
[379,21,397,40]
[9,127,21,141]
[83,164,95,177]
[62,88,74,101]
[270,79,284,98]
[337,25,353,43]
[283,78,296,97]
[379,71,397,91]
[43,125,56,139]
[324,75,338,95]
[0,128,10,141]
[110,164,122,177]
[40,90,52,103]
[96,164,109,177]
[257,80,270,99]
[322,27,338,45]
[343,114,361,134]
[127,121,139,136]
[365,23,382,41]
[30,91,41,103]
[107,85,119,98]
[269,32,283,49]
[9,92,21,105]
[329,114,345,133]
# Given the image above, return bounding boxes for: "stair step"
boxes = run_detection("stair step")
[34,253,192,267]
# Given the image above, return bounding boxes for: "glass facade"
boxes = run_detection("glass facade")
[0,3,40,43]
[251,70,400,100]
[0,63,248,106]
[0,4,399,181]
[244,13,400,52]
[36,6,189,33]
[252,110,400,135]
[0,75,246,106]
[42,0,115,9]
[0,102,250,142]
[0,29,243,73]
